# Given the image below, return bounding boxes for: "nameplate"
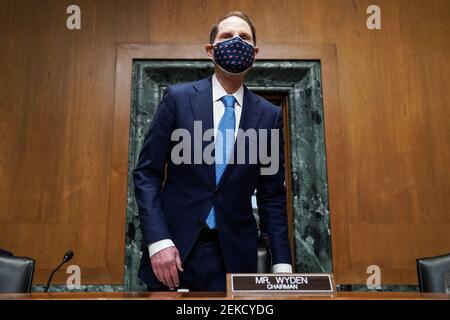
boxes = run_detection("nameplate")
[230,273,334,293]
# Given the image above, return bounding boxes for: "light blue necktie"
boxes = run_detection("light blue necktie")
[205,95,236,229]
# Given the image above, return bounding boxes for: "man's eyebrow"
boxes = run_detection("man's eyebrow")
[219,27,251,34]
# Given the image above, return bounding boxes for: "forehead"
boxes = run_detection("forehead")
[217,16,252,35]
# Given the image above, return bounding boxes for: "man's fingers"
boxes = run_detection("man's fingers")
[175,252,183,272]
[151,259,163,283]
[152,265,161,282]
[157,267,166,284]
[162,267,174,290]
[169,263,179,287]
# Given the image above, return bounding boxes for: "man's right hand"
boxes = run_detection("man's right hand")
[150,246,183,290]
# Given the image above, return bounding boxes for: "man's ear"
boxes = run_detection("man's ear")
[254,46,260,57]
[205,43,214,59]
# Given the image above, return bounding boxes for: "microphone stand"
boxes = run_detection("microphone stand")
[43,250,74,293]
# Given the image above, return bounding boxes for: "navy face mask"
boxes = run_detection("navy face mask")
[212,36,255,75]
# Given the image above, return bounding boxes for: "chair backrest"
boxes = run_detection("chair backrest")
[0,248,13,256]
[0,255,35,293]
[416,253,450,293]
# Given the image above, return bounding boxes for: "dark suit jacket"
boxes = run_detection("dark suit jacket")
[133,76,291,286]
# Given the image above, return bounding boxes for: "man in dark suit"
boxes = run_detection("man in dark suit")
[133,11,292,292]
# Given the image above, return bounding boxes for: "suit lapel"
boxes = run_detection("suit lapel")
[189,77,215,187]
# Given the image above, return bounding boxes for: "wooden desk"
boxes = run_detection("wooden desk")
[0,291,448,300]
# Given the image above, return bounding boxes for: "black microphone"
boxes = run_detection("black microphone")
[43,250,74,292]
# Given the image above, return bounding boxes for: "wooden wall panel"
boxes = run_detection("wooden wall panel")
[0,0,449,285]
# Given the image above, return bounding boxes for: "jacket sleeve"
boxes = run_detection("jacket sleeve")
[133,87,175,246]
[256,107,292,265]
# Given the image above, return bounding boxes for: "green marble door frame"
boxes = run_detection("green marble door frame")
[125,60,332,291]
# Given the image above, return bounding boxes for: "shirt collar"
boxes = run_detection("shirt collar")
[212,74,244,108]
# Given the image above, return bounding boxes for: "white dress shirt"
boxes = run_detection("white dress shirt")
[148,74,292,273]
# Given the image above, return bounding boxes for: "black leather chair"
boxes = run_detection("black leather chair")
[416,253,450,293]
[0,254,35,293]
[0,248,13,256]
